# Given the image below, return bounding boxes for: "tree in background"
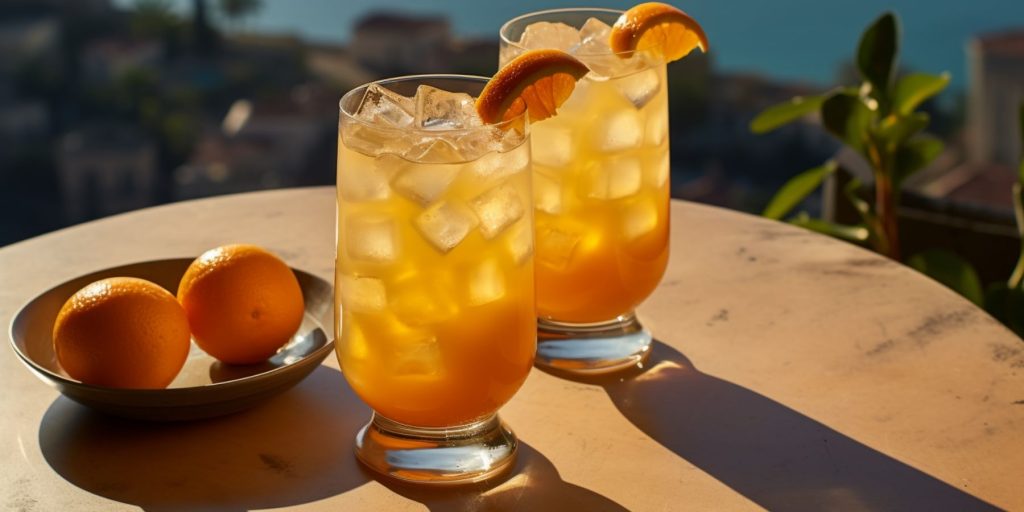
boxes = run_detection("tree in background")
[131,0,182,43]
[218,0,262,31]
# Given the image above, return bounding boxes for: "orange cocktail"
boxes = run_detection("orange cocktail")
[500,5,707,373]
[336,75,534,483]
[527,63,670,323]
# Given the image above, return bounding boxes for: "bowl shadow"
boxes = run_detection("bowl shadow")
[541,340,999,511]
[38,365,371,511]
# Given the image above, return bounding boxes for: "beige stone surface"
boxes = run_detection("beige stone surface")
[1,187,1021,511]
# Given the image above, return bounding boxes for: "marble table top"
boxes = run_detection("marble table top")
[1,187,1020,511]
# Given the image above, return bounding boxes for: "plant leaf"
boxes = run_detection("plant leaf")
[821,92,875,153]
[762,161,837,220]
[892,72,950,115]
[893,134,943,186]
[986,282,1024,337]
[907,249,984,306]
[842,175,872,218]
[790,212,870,243]
[986,283,1010,323]
[877,112,929,151]
[750,93,830,134]
[1019,103,1024,182]
[1014,182,1024,239]
[841,176,880,246]
[857,12,899,101]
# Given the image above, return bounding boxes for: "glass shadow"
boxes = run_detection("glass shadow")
[373,442,628,511]
[38,366,371,511]
[540,340,999,511]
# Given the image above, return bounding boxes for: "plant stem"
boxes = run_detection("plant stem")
[868,139,901,261]
[1008,183,1024,289]
[875,173,900,260]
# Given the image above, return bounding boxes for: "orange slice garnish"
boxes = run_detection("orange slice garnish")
[609,2,709,62]
[476,49,589,125]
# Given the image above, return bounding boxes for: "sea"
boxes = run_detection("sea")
[119,0,1024,93]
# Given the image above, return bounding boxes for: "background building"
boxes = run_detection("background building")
[967,30,1024,167]
[57,123,158,223]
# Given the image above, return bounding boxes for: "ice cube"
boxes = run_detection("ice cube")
[468,144,529,183]
[470,184,524,239]
[341,123,409,157]
[645,107,668,147]
[356,83,415,127]
[391,158,461,206]
[389,277,459,327]
[393,335,442,377]
[414,85,480,130]
[519,21,581,51]
[577,17,612,46]
[505,220,533,266]
[346,215,397,263]
[622,199,660,240]
[536,225,582,270]
[531,123,574,167]
[499,44,522,67]
[593,108,643,152]
[468,259,507,305]
[616,67,661,109]
[339,153,392,202]
[415,200,478,252]
[574,54,620,80]
[534,169,563,214]
[648,151,670,188]
[339,275,387,312]
[585,156,642,199]
[499,126,528,152]
[572,18,649,80]
[456,127,500,162]
[340,313,370,360]
[404,137,465,164]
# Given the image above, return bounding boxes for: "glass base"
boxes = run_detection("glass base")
[536,312,653,375]
[354,413,517,485]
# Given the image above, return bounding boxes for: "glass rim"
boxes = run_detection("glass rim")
[500,7,659,58]
[338,74,526,135]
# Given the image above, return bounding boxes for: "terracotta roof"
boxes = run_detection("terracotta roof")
[936,162,1016,212]
[354,12,447,33]
[975,29,1024,57]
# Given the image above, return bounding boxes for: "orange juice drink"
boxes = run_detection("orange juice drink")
[337,81,534,428]
[335,74,545,484]
[527,66,670,323]
[500,5,707,373]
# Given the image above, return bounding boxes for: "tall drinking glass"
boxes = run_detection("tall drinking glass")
[335,75,535,483]
[500,9,670,374]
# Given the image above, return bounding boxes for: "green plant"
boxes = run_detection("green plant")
[983,104,1024,337]
[750,12,949,261]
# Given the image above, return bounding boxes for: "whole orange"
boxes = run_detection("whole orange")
[178,244,305,364]
[52,277,191,389]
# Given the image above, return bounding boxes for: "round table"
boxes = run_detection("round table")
[1,187,1020,510]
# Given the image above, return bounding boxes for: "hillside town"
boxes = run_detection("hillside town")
[0,0,1020,246]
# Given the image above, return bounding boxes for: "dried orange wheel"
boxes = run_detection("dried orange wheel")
[610,2,709,62]
[475,48,589,124]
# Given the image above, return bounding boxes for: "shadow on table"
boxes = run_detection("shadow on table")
[375,441,627,512]
[540,341,999,511]
[38,364,624,511]
[38,365,372,512]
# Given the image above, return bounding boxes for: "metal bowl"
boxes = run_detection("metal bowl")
[8,258,335,421]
